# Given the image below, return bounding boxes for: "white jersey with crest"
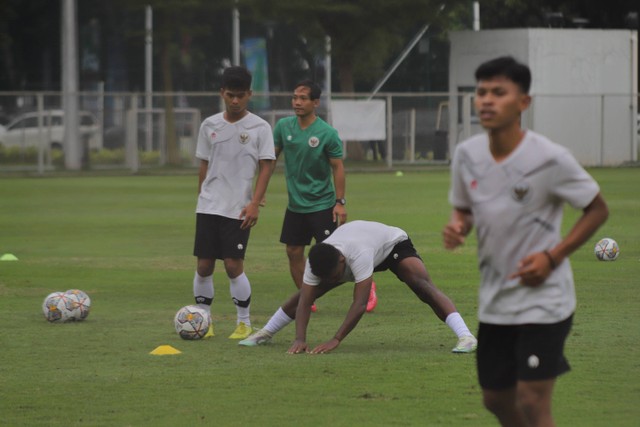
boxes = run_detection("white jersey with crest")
[449,130,599,325]
[303,220,408,286]
[195,112,275,219]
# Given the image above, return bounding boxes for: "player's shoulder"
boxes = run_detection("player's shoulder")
[524,130,568,155]
[274,115,297,131]
[313,116,338,133]
[201,112,225,126]
[241,112,272,130]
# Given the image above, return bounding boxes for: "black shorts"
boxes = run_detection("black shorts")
[193,213,250,260]
[279,207,336,246]
[373,239,421,279]
[477,315,573,390]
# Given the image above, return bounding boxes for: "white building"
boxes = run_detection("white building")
[448,29,638,166]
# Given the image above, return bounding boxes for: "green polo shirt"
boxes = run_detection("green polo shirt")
[274,116,343,213]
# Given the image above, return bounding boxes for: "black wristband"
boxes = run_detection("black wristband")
[543,250,557,270]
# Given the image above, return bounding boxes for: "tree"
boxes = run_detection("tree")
[243,0,464,93]
[112,0,234,165]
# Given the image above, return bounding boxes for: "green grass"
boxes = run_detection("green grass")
[0,168,638,426]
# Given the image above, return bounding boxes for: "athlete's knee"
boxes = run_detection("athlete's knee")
[223,259,244,278]
[482,389,515,419]
[286,245,305,262]
[196,259,214,277]
[517,383,553,423]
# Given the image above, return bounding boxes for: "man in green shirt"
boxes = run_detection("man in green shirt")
[273,80,377,312]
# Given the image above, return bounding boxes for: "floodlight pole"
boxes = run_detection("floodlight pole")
[325,35,332,124]
[145,5,153,151]
[232,2,240,65]
[473,2,480,31]
[62,0,81,170]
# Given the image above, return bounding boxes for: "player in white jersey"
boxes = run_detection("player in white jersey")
[239,220,477,354]
[192,66,276,340]
[443,56,609,427]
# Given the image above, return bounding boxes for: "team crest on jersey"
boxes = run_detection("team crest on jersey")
[511,181,531,203]
[210,132,217,139]
[239,132,250,144]
[308,136,320,147]
[287,135,292,141]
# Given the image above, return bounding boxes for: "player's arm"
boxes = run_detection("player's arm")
[330,157,347,225]
[310,278,371,354]
[443,207,474,249]
[240,158,274,229]
[197,159,209,194]
[510,193,609,287]
[287,283,316,354]
[259,144,282,207]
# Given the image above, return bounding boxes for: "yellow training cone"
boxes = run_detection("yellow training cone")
[0,253,19,261]
[149,345,181,355]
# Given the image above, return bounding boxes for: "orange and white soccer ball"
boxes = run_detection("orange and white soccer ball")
[42,292,76,322]
[65,289,91,320]
[594,238,620,261]
[174,305,210,340]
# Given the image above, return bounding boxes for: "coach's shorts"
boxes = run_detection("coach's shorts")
[373,239,422,279]
[193,213,250,260]
[477,315,573,390]
[279,207,336,246]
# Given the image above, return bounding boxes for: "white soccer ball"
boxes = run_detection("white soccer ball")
[65,289,91,320]
[594,238,620,261]
[42,292,76,323]
[174,305,210,340]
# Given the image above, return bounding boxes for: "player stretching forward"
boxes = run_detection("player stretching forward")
[240,220,477,354]
[192,66,275,340]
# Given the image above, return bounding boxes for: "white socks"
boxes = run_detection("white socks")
[262,307,294,335]
[230,272,251,326]
[193,272,214,312]
[445,312,473,338]
[193,271,253,326]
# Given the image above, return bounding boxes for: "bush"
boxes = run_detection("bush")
[90,149,125,165]
[0,146,39,164]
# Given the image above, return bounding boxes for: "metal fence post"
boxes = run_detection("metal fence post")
[126,94,139,173]
[37,93,45,175]
[409,108,416,163]
[386,94,393,168]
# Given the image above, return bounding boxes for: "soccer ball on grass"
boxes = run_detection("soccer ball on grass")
[174,305,210,340]
[65,289,91,320]
[42,292,77,323]
[594,238,619,261]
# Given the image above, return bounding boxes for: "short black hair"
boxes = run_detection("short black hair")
[475,56,531,94]
[295,79,322,100]
[308,243,341,278]
[221,66,252,91]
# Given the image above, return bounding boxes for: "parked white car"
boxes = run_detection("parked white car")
[0,109,101,151]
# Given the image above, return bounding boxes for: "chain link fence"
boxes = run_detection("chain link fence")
[0,91,637,173]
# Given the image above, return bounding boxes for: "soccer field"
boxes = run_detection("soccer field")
[0,168,638,426]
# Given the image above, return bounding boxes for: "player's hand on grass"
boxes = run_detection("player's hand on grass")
[240,201,260,229]
[287,340,309,354]
[442,221,466,249]
[509,252,553,287]
[310,338,340,354]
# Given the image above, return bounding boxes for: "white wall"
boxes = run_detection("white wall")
[449,29,638,166]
